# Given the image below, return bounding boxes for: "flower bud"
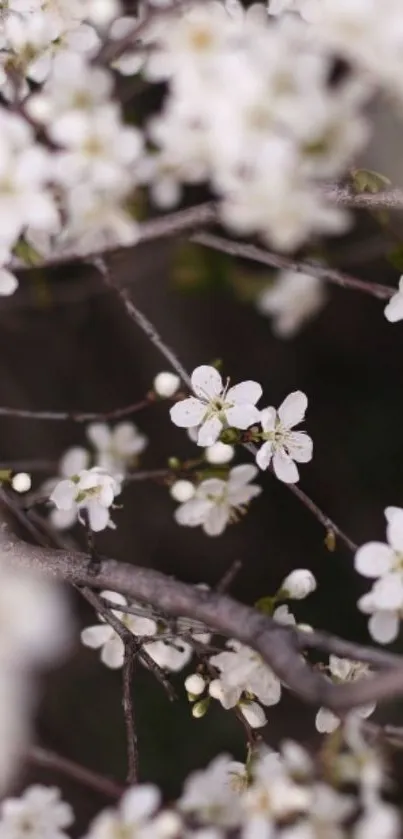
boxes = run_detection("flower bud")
[185,673,206,697]
[192,698,210,718]
[170,480,195,503]
[205,443,234,465]
[280,569,316,600]
[154,372,180,398]
[11,472,31,493]
[239,700,267,728]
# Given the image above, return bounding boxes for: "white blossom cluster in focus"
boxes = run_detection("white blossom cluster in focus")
[81,589,210,672]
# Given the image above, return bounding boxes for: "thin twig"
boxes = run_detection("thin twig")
[27,746,124,799]
[95,257,192,389]
[286,482,358,553]
[192,232,394,301]
[0,397,151,423]
[122,644,139,784]
[325,184,403,210]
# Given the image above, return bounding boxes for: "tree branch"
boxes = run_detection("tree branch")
[192,232,394,302]
[0,397,152,423]
[4,519,403,713]
[325,184,403,210]
[27,746,124,799]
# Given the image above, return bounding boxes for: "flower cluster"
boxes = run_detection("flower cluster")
[315,656,375,734]
[0,785,73,839]
[355,506,403,644]
[139,1,369,250]
[257,270,327,338]
[46,420,147,530]
[81,590,209,672]
[170,367,313,525]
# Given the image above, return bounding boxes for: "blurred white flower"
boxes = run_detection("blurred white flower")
[170,480,195,503]
[257,271,326,337]
[384,277,403,323]
[315,656,375,734]
[0,786,73,839]
[179,755,245,828]
[174,464,261,536]
[86,421,147,475]
[85,785,180,839]
[209,640,281,709]
[205,443,234,465]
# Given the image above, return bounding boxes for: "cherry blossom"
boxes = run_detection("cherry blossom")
[174,464,261,536]
[170,365,262,446]
[257,271,326,337]
[81,590,193,672]
[179,755,245,828]
[208,639,282,710]
[315,657,375,734]
[384,277,403,323]
[256,391,313,483]
[85,785,180,839]
[86,421,148,475]
[0,786,73,839]
[50,467,122,532]
[355,506,403,643]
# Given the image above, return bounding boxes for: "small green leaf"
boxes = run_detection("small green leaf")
[13,238,42,267]
[351,168,391,195]
[255,595,276,616]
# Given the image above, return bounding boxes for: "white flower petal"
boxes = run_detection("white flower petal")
[278,391,308,429]
[175,498,212,527]
[0,269,18,296]
[86,503,110,532]
[384,291,403,323]
[387,509,403,553]
[287,432,313,463]
[50,480,76,510]
[228,464,258,487]
[86,422,111,450]
[226,380,262,406]
[170,398,206,428]
[198,415,223,446]
[191,365,223,400]
[101,637,124,668]
[81,624,112,649]
[354,543,394,578]
[225,404,261,429]
[272,449,299,483]
[368,610,399,644]
[204,505,230,536]
[121,785,160,823]
[256,440,273,471]
[315,707,340,734]
[260,407,276,432]
[60,446,89,477]
[372,573,403,610]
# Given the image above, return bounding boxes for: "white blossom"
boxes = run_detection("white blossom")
[281,569,317,599]
[81,590,192,672]
[170,480,195,503]
[0,786,73,839]
[355,506,403,643]
[153,371,180,398]
[257,271,326,337]
[256,391,313,483]
[86,421,147,475]
[11,472,31,493]
[315,656,375,734]
[208,639,281,709]
[239,699,267,728]
[50,467,122,531]
[0,269,18,296]
[170,365,262,446]
[174,464,261,536]
[384,277,403,324]
[179,755,245,827]
[85,785,180,839]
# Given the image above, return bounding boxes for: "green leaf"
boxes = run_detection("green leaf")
[351,168,391,195]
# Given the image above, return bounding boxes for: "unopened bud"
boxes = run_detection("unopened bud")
[154,372,180,398]
[192,698,210,718]
[206,443,234,465]
[185,673,206,697]
[280,569,316,600]
[170,480,195,503]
